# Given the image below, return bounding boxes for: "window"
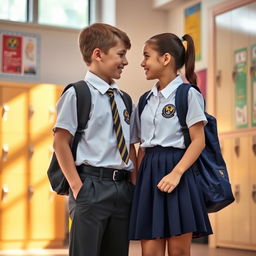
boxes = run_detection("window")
[0,0,27,22]
[0,0,90,29]
[38,0,89,29]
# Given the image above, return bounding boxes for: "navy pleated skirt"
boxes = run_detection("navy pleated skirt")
[129,146,212,240]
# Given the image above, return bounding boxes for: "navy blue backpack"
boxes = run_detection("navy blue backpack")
[138,83,235,213]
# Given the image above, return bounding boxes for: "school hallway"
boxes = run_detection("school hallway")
[0,242,256,256]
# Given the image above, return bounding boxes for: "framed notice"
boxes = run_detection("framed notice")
[0,30,40,79]
[184,2,201,61]
[251,44,256,127]
[234,48,248,129]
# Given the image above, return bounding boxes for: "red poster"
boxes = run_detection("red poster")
[2,35,22,74]
[196,69,207,99]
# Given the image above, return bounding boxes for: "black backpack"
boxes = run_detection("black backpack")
[138,83,235,213]
[47,80,132,195]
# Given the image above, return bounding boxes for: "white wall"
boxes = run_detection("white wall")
[0,22,86,85]
[115,0,168,102]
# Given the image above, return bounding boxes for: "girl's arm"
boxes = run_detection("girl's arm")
[157,121,205,193]
[137,147,145,171]
[53,128,83,199]
[129,144,137,184]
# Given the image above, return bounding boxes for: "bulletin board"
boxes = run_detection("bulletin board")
[0,30,40,79]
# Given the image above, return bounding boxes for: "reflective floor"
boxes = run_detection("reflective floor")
[0,243,256,256]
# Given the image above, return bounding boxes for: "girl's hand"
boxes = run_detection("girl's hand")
[157,169,182,193]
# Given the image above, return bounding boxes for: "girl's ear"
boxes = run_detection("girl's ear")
[92,48,102,62]
[163,53,172,66]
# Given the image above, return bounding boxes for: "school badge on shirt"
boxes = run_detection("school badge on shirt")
[123,109,130,124]
[162,104,176,118]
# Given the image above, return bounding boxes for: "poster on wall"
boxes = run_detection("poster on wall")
[251,44,256,127]
[196,69,207,99]
[234,47,248,129]
[0,31,40,78]
[184,2,201,61]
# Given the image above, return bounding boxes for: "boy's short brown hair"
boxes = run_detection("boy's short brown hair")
[79,23,131,64]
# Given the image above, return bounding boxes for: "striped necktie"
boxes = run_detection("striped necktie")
[107,88,129,164]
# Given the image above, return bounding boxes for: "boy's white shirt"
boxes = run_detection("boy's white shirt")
[54,71,136,170]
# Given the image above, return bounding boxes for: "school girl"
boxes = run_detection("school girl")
[129,33,212,256]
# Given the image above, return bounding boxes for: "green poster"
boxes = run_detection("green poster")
[251,44,256,127]
[234,48,248,129]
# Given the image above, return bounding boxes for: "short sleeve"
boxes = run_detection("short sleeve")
[130,105,140,144]
[54,87,78,136]
[186,88,207,128]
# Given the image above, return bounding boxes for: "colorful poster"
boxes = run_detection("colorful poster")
[23,36,37,75]
[2,35,22,74]
[234,48,248,129]
[184,2,201,61]
[0,31,40,78]
[196,69,207,99]
[252,44,256,127]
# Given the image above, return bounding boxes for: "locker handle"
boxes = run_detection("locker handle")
[2,144,9,161]
[28,185,34,201]
[1,185,9,202]
[2,104,10,120]
[252,136,256,155]
[234,184,240,203]
[29,105,34,120]
[28,144,34,159]
[232,68,237,82]
[234,138,240,157]
[49,106,55,123]
[216,70,222,87]
[250,65,256,77]
[252,185,256,203]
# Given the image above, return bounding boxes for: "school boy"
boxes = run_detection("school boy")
[53,23,137,256]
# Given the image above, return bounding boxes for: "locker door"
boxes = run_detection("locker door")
[249,136,256,245]
[0,87,28,134]
[0,172,28,249]
[232,136,250,244]
[29,84,57,135]
[216,137,234,243]
[28,135,66,246]
[215,11,233,132]
[28,84,66,247]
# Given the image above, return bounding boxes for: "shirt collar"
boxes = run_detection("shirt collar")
[147,75,184,99]
[85,71,122,95]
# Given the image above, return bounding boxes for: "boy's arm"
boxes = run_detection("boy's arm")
[53,128,83,199]
[129,144,137,184]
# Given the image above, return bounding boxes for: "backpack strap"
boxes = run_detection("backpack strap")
[175,83,201,148]
[138,90,152,118]
[62,80,91,160]
[120,90,132,115]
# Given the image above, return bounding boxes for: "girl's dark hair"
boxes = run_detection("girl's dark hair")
[146,33,197,85]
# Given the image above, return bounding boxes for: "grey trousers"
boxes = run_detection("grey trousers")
[68,173,134,256]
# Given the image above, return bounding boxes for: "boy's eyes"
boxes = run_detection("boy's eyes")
[118,52,126,57]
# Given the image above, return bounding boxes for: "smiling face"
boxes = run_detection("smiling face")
[141,43,165,80]
[93,38,128,84]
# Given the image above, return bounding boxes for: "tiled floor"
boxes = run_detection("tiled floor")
[0,242,255,256]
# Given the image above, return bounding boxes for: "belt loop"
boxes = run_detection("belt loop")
[99,168,103,180]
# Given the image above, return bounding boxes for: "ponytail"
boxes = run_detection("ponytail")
[182,34,197,85]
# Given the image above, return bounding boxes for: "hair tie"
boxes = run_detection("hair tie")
[180,36,185,42]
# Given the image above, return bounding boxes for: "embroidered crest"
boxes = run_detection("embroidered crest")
[162,104,176,118]
[123,109,130,124]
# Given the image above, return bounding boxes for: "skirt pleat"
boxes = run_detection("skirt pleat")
[129,146,212,240]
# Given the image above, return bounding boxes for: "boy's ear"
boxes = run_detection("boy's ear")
[92,48,103,62]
